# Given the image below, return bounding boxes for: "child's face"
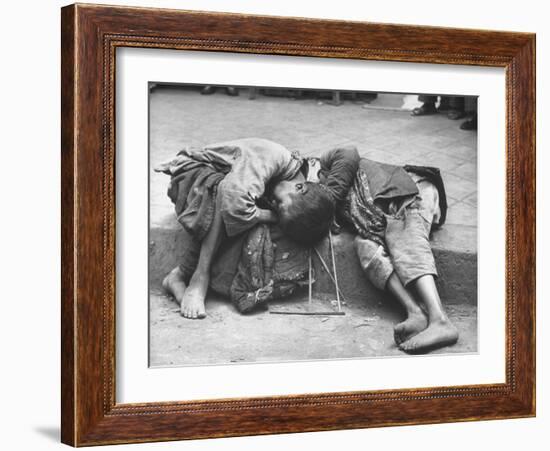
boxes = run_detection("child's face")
[272,180,307,216]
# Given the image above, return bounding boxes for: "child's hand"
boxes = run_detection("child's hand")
[257,208,278,224]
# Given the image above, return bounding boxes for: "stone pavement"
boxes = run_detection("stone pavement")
[150,86,477,235]
[148,86,478,365]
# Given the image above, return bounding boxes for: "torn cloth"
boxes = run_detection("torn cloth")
[155,149,229,241]
[342,158,448,246]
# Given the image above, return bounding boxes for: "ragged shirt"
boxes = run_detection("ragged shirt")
[155,138,303,237]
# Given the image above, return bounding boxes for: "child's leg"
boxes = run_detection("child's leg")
[162,230,201,308]
[399,274,458,352]
[385,180,458,352]
[386,273,428,345]
[180,191,225,319]
[162,267,188,305]
[355,237,428,344]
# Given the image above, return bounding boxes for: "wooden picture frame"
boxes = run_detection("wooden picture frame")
[61,3,535,446]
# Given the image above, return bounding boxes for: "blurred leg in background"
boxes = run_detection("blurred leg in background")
[201,85,239,96]
[411,95,438,116]
[460,96,478,131]
[446,96,466,120]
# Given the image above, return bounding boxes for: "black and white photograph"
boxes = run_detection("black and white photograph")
[3,0,545,448]
[148,84,478,367]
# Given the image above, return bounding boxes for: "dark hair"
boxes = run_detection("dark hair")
[279,182,335,246]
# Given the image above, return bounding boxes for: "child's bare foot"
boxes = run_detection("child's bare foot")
[399,319,459,354]
[393,312,428,345]
[180,272,208,319]
[162,267,187,305]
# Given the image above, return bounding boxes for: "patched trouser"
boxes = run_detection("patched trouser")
[355,176,440,290]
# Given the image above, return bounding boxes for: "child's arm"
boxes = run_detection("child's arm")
[319,145,360,203]
[257,208,278,224]
[219,188,278,232]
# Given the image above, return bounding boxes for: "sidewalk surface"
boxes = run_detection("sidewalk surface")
[148,86,478,366]
[150,87,477,233]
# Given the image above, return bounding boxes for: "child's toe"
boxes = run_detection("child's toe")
[399,339,416,352]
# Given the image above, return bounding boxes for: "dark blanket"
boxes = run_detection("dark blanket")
[403,164,448,226]
[227,224,309,312]
[360,157,448,227]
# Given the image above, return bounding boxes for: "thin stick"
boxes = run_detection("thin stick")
[328,230,342,312]
[308,248,312,306]
[312,247,349,304]
[270,311,345,316]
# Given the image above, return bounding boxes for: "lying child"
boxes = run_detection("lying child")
[272,150,459,353]
[156,138,357,319]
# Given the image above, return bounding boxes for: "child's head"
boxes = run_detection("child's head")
[272,180,335,246]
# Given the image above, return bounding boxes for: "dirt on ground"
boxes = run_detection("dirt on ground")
[149,289,478,367]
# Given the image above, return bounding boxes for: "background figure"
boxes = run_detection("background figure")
[460,97,478,130]
[201,85,239,96]
[412,95,464,117]
[412,95,477,130]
